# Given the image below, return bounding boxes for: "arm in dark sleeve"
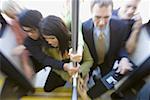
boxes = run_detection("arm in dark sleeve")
[118,21,131,59]
[118,48,128,59]
[24,37,64,70]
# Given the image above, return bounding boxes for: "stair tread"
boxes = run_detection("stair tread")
[33,92,71,97]
[21,87,82,100]
[22,97,81,100]
[35,87,72,93]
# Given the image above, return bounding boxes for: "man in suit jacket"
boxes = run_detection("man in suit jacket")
[82,0,133,99]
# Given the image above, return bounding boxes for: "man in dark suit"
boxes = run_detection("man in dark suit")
[82,0,133,99]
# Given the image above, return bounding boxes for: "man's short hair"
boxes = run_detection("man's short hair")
[90,0,113,11]
[19,10,43,29]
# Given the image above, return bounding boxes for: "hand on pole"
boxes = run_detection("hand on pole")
[63,62,80,76]
[69,47,83,63]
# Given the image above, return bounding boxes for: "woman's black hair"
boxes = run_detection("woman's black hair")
[39,15,70,55]
[19,9,43,29]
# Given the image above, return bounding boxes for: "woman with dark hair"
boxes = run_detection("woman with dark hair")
[19,10,88,94]
[19,10,84,74]
[40,15,70,56]
[39,15,93,97]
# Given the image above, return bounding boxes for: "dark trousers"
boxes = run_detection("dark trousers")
[44,70,66,92]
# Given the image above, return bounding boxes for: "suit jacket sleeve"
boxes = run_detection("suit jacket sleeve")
[24,37,64,70]
[118,20,131,59]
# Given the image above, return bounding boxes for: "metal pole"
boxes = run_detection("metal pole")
[71,0,79,100]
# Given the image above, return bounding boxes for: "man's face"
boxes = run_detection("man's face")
[122,0,140,19]
[91,4,112,30]
[22,26,39,40]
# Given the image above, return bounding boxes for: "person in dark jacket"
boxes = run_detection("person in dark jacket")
[19,10,79,73]
[82,0,132,99]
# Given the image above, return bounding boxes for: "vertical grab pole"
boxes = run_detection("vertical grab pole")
[71,0,79,100]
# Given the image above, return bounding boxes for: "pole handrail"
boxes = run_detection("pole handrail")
[71,0,79,100]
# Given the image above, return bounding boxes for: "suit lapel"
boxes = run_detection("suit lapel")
[88,20,98,62]
[105,19,117,63]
